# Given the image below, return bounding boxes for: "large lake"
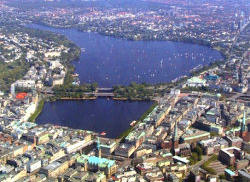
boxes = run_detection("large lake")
[36,99,153,138]
[29,24,223,137]
[27,24,222,87]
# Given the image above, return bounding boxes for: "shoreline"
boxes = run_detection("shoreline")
[60,97,97,100]
[29,22,228,59]
[116,102,158,140]
[28,99,45,122]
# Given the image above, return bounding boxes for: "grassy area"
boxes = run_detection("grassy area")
[201,154,218,175]
[210,131,220,137]
[189,152,199,165]
[219,174,226,180]
[117,102,158,140]
[28,99,45,122]
[0,60,30,92]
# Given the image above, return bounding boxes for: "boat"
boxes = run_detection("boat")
[130,120,137,126]
[100,131,106,136]
[72,73,79,77]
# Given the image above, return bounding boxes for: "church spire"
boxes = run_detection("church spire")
[171,120,179,155]
[241,111,246,132]
[97,137,101,158]
[173,120,178,142]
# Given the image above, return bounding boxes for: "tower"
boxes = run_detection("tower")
[10,83,15,98]
[173,120,178,142]
[240,111,247,138]
[171,120,179,155]
[97,137,102,158]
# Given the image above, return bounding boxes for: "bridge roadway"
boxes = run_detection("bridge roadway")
[97,88,113,91]
[84,87,115,97]
[40,88,115,97]
[93,92,115,97]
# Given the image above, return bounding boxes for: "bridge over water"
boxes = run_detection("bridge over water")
[41,87,115,97]
[85,87,115,97]
[97,88,114,92]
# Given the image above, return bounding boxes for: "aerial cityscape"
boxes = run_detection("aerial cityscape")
[0,0,249,181]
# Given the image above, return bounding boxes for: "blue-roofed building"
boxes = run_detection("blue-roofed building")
[205,74,219,81]
[225,168,236,180]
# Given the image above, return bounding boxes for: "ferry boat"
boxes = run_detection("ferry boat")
[100,131,106,136]
[130,120,137,126]
[72,73,79,77]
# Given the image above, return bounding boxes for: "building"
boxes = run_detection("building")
[235,159,249,170]
[114,143,135,158]
[87,156,117,177]
[225,135,243,148]
[125,131,145,149]
[76,154,116,177]
[27,160,42,173]
[40,160,69,178]
[180,129,210,144]
[52,75,64,86]
[225,169,236,181]
[15,80,36,89]
[238,169,250,182]
[172,156,190,165]
[185,77,207,88]
[240,111,248,141]
[135,144,153,158]
[194,120,223,134]
[99,138,117,155]
[219,147,243,166]
[199,137,228,155]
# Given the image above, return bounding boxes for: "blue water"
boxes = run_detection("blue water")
[27,23,222,87]
[29,23,223,137]
[36,99,152,138]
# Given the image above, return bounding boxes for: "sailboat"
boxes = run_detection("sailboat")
[160,59,163,68]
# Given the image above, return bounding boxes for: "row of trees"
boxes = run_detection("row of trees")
[112,82,173,100]
[52,82,98,99]
[113,82,155,100]
[189,145,203,165]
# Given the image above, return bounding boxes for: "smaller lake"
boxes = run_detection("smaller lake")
[36,98,153,138]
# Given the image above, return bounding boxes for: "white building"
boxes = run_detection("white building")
[15,80,36,88]
[185,77,207,87]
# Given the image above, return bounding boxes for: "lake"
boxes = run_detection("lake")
[36,98,153,138]
[28,23,223,137]
[27,23,222,87]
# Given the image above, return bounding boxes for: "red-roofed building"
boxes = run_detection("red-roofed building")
[16,92,27,100]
